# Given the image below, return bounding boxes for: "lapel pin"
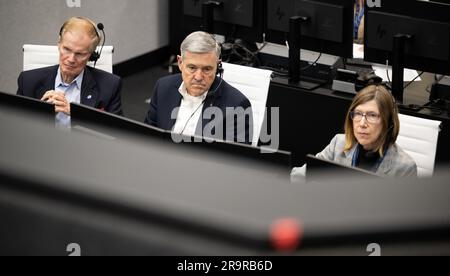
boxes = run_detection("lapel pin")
[87,95,92,100]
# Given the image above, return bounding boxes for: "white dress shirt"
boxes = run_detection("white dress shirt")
[172,82,208,136]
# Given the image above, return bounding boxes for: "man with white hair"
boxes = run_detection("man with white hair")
[17,17,123,127]
[145,31,252,144]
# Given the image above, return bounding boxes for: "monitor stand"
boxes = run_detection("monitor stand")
[391,34,413,103]
[288,16,326,91]
[201,1,223,33]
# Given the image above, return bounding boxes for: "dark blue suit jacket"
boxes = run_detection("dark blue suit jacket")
[145,74,253,144]
[17,65,123,115]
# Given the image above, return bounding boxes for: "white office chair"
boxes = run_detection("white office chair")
[221,62,273,147]
[397,114,441,177]
[23,44,114,73]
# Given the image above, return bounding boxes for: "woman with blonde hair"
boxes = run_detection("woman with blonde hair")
[291,85,417,180]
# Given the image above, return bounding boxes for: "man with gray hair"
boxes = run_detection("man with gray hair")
[145,31,252,144]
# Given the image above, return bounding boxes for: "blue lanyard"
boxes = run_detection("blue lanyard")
[352,145,388,173]
[354,5,365,37]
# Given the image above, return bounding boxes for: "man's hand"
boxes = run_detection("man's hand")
[41,91,71,115]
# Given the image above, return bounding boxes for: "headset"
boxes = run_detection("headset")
[216,61,224,78]
[209,62,224,96]
[59,17,106,66]
[209,33,224,96]
[178,35,225,135]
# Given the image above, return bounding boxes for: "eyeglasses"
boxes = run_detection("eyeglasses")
[350,111,381,123]
[60,46,91,61]
[185,64,215,76]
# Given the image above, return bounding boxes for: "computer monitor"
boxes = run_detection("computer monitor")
[306,154,380,182]
[364,1,450,102]
[0,91,55,125]
[176,0,265,42]
[265,0,354,87]
[70,103,170,141]
[70,103,292,176]
[2,110,450,255]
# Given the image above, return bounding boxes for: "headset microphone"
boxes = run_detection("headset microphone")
[205,62,224,99]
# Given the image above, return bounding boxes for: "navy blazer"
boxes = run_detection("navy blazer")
[145,74,253,144]
[17,65,123,115]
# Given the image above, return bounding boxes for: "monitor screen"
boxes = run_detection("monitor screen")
[0,91,55,125]
[305,154,380,182]
[265,0,354,58]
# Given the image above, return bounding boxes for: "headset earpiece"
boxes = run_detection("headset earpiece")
[206,32,223,78]
[89,51,100,62]
[216,62,223,77]
[89,22,102,63]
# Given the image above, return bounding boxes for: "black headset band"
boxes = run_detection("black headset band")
[59,17,102,63]
[59,17,100,39]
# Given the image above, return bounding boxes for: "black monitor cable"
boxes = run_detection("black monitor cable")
[284,39,323,71]
[384,58,424,90]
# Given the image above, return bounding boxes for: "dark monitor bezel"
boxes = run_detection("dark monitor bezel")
[429,0,450,4]
[306,154,381,182]
[0,91,54,115]
[264,0,354,58]
[70,103,170,141]
[70,103,293,174]
[0,91,55,124]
